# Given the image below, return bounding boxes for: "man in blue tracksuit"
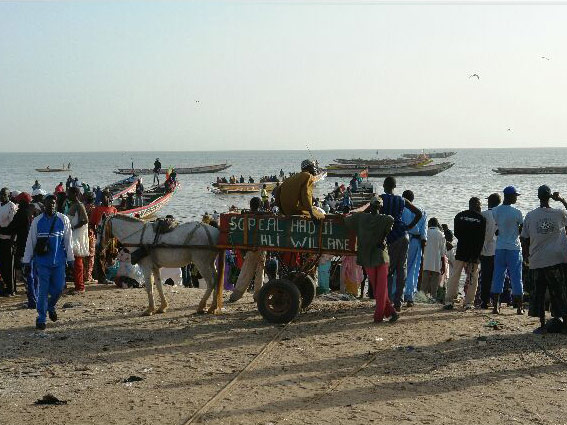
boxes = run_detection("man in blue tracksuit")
[401,190,427,306]
[23,195,74,330]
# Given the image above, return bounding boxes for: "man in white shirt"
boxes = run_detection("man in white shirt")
[421,218,446,299]
[0,187,18,296]
[479,193,501,309]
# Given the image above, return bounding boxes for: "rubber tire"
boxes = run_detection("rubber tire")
[257,279,301,324]
[287,272,316,309]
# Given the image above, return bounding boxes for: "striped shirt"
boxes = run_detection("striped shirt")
[380,193,406,243]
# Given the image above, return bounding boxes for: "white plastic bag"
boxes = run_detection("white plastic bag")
[71,212,90,257]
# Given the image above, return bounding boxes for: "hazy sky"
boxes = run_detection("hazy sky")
[1,1,566,152]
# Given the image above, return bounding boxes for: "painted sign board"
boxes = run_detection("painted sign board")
[218,213,357,255]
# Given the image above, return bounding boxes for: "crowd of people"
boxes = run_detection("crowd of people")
[3,159,567,335]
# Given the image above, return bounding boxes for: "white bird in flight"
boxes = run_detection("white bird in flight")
[541,56,551,61]
[469,74,480,80]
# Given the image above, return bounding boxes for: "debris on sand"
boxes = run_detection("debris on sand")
[35,394,68,405]
[123,375,144,383]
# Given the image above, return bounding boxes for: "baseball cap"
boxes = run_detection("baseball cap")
[15,192,32,204]
[503,186,520,196]
[538,185,552,198]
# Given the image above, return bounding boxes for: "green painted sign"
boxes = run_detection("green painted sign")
[218,213,357,254]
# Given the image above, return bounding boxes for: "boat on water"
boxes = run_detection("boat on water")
[113,163,232,175]
[403,151,456,159]
[112,183,179,219]
[326,162,454,177]
[212,171,327,194]
[103,176,138,199]
[35,168,72,173]
[493,166,567,175]
[334,157,422,167]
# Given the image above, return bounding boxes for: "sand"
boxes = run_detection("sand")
[1,284,566,425]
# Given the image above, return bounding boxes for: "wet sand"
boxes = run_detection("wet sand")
[1,284,566,425]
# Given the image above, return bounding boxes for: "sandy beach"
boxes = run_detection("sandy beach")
[1,284,566,425]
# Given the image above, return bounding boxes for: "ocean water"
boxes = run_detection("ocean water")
[3,148,567,227]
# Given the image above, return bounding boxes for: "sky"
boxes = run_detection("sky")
[1,0,567,152]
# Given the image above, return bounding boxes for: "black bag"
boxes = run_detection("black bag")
[35,216,57,256]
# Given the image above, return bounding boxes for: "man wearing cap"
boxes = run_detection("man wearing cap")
[521,185,567,332]
[22,194,74,330]
[491,186,524,314]
[379,177,422,311]
[0,188,17,296]
[274,160,325,221]
[345,196,397,323]
[479,193,501,309]
[444,197,486,310]
[153,158,162,186]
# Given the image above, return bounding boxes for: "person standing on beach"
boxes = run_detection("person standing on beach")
[401,190,427,307]
[345,196,397,322]
[91,191,117,285]
[0,188,17,297]
[479,193,501,309]
[379,177,422,311]
[491,186,524,315]
[521,185,567,332]
[421,217,446,300]
[66,187,89,294]
[153,158,161,186]
[22,195,74,330]
[444,197,486,310]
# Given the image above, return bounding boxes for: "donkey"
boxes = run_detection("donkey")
[102,215,220,315]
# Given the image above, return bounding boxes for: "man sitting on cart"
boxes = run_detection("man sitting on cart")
[273,159,324,221]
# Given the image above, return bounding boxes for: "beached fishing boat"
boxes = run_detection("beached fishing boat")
[113,163,231,175]
[113,183,179,219]
[103,176,138,199]
[493,166,567,175]
[326,162,454,177]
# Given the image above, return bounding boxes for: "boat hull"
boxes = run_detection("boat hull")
[114,184,179,219]
[493,167,567,175]
[326,162,454,177]
[35,168,72,173]
[114,163,231,175]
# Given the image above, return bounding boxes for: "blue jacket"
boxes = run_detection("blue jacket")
[23,212,74,267]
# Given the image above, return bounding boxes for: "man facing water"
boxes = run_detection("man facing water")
[479,193,501,309]
[521,185,567,333]
[444,197,486,310]
[491,186,524,315]
[401,190,427,306]
[379,177,422,311]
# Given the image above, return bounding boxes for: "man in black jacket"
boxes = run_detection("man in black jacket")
[444,197,486,310]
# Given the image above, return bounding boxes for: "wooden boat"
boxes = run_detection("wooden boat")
[212,181,279,194]
[403,151,456,159]
[334,157,420,167]
[113,183,179,219]
[113,163,231,175]
[493,167,567,175]
[35,168,72,173]
[103,176,138,199]
[326,162,454,177]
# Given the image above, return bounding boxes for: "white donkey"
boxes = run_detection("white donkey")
[102,215,220,315]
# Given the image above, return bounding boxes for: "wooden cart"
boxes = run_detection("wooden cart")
[216,213,358,323]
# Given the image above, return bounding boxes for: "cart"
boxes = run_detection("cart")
[217,213,358,323]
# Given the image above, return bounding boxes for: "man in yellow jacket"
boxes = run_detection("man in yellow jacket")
[274,160,324,221]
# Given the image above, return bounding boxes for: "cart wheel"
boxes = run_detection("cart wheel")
[257,279,301,324]
[287,272,316,309]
